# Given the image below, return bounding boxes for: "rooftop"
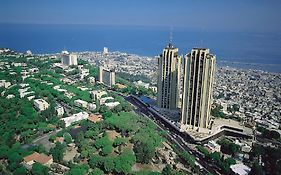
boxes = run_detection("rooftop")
[23,152,52,165]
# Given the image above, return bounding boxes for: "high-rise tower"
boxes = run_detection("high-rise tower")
[61,50,78,66]
[157,43,181,110]
[99,66,116,87]
[181,48,216,132]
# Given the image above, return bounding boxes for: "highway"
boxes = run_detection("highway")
[124,95,223,175]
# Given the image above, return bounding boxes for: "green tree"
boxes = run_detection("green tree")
[162,164,173,175]
[50,142,66,162]
[49,135,56,142]
[113,137,127,147]
[63,132,73,144]
[112,105,123,113]
[181,151,195,167]
[89,155,104,168]
[249,161,262,175]
[133,141,154,163]
[95,135,112,149]
[31,163,49,175]
[114,150,136,174]
[14,166,27,175]
[90,168,104,175]
[101,145,113,156]
[65,165,89,175]
[103,157,115,172]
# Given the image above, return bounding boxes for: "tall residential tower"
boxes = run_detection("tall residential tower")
[157,43,181,110]
[181,48,216,133]
[99,66,116,87]
[61,50,78,66]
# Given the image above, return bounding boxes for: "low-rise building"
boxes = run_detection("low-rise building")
[134,80,149,89]
[88,103,97,111]
[89,77,96,84]
[88,114,103,123]
[23,152,53,167]
[78,67,89,80]
[90,90,107,101]
[0,80,11,88]
[27,95,35,101]
[56,106,64,116]
[6,94,15,99]
[61,112,89,127]
[230,163,251,175]
[105,101,120,109]
[34,99,49,111]
[205,140,221,153]
[116,83,126,89]
[74,99,88,108]
[99,97,114,105]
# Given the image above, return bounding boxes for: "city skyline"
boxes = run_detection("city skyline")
[0,1,280,175]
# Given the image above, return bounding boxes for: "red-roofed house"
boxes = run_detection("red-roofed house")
[88,114,103,123]
[23,152,53,167]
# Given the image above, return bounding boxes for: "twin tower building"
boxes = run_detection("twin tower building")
[157,43,216,133]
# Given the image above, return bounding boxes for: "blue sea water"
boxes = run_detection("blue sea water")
[0,24,281,72]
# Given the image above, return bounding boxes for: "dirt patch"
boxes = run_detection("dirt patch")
[106,130,121,141]
[63,147,79,162]
[132,163,163,172]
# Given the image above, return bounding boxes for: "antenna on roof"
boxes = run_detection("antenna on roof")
[169,26,173,44]
[200,27,204,48]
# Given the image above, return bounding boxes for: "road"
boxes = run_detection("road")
[124,95,223,175]
[32,129,61,151]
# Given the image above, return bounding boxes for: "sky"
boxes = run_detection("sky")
[0,0,281,32]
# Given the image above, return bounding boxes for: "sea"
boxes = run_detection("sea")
[0,23,281,73]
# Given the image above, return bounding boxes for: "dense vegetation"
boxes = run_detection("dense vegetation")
[249,144,281,175]
[256,126,280,140]
[217,138,240,156]
[0,55,194,175]
[196,145,236,174]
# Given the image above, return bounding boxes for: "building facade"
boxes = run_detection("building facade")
[181,48,216,132]
[61,50,78,66]
[99,66,116,87]
[34,99,49,111]
[157,43,181,110]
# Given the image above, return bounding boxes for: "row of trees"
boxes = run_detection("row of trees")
[196,145,236,174]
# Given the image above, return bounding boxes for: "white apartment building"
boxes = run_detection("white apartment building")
[61,112,89,127]
[0,80,11,88]
[55,106,64,116]
[34,99,49,111]
[90,90,107,101]
[105,101,120,109]
[74,99,88,108]
[99,97,114,105]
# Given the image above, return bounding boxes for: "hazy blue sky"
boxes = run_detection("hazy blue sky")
[0,0,281,32]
